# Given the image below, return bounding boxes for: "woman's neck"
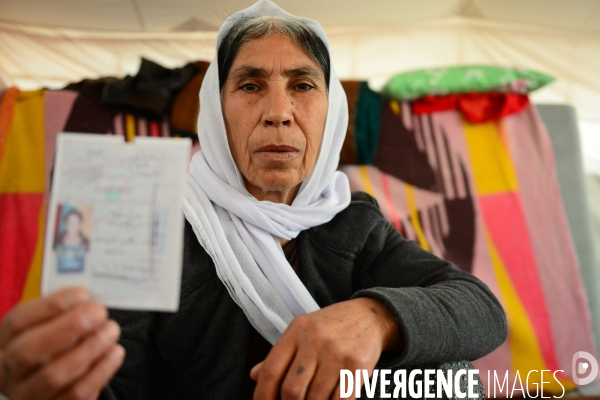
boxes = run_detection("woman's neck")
[244,180,301,206]
[243,179,299,246]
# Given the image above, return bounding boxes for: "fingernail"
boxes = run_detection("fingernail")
[63,288,89,308]
[80,304,107,329]
[99,321,120,343]
[111,345,125,361]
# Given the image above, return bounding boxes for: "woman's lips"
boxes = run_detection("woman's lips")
[254,145,300,160]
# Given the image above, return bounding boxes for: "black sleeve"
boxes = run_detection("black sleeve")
[98,308,159,400]
[350,194,508,368]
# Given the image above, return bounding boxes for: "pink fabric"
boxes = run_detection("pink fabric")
[380,173,402,231]
[43,90,78,198]
[503,107,597,375]
[161,117,170,137]
[137,118,148,136]
[480,193,561,372]
[430,111,471,199]
[113,113,124,136]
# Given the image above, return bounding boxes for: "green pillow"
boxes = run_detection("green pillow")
[380,65,554,100]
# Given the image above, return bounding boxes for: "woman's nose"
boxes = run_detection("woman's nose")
[263,85,293,127]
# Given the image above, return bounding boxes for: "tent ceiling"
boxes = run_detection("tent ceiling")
[1,0,600,32]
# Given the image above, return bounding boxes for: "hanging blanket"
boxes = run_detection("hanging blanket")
[339,95,596,394]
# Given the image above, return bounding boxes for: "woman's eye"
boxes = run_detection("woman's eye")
[240,83,260,92]
[295,83,314,91]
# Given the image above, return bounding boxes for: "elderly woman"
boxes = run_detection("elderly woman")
[0,1,507,399]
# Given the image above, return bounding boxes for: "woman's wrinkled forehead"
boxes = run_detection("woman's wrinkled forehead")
[226,38,326,87]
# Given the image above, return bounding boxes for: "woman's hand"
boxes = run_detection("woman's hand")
[0,287,124,400]
[251,297,403,400]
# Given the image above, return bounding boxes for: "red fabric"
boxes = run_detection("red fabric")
[412,92,530,123]
[0,193,43,318]
[149,121,160,137]
[0,88,20,163]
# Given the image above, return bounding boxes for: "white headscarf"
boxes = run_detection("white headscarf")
[182,0,351,344]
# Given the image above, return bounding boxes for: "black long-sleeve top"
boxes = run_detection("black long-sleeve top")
[102,192,507,399]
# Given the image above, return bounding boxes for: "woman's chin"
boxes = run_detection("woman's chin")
[248,169,303,194]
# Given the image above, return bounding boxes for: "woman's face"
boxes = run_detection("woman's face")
[65,214,81,235]
[221,33,328,204]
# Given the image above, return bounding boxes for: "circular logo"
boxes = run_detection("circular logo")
[572,351,599,386]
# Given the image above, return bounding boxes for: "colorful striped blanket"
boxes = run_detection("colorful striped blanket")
[339,87,596,393]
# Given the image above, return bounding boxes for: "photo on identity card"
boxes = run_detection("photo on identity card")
[52,203,93,273]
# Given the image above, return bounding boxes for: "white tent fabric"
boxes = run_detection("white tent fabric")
[1,17,599,171]
[2,0,599,34]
